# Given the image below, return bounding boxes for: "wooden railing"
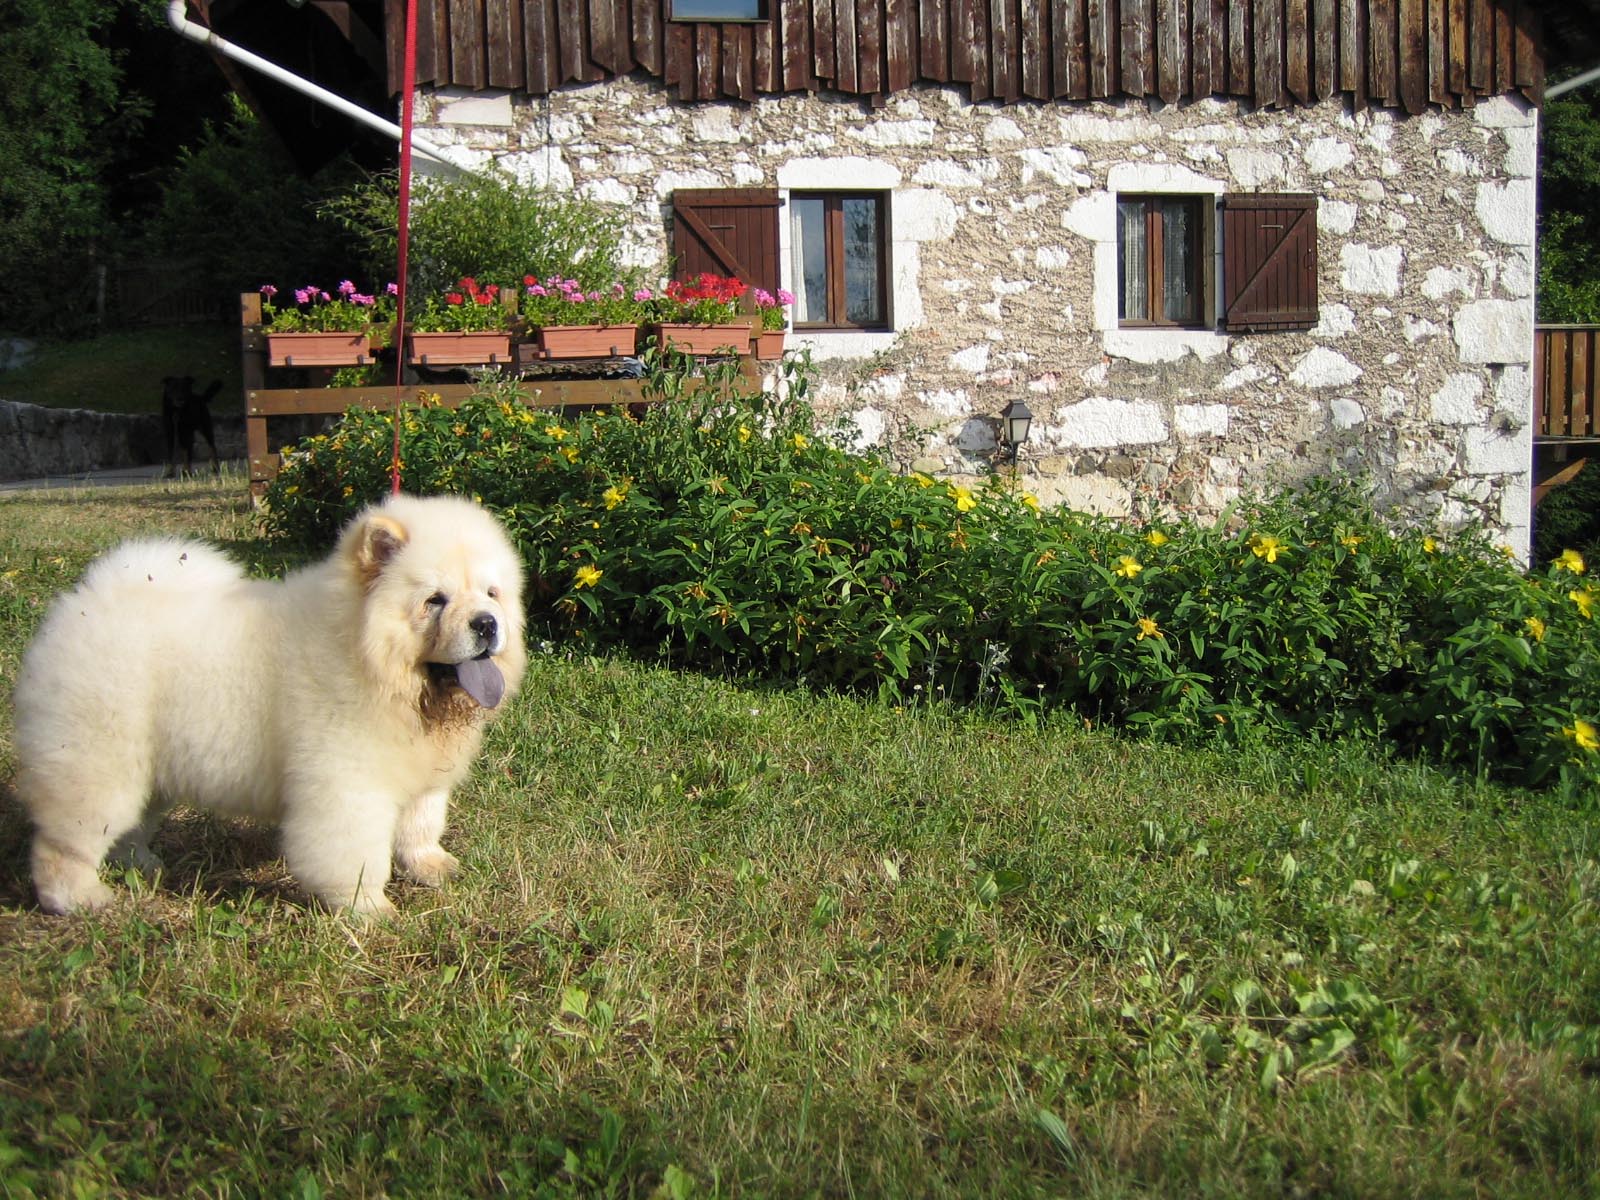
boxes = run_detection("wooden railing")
[1535,324,1600,441]
[238,293,759,500]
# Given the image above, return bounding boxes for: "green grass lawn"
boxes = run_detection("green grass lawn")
[0,324,241,415]
[1,482,1597,1197]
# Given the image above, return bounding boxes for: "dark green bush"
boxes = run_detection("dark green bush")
[264,363,1600,797]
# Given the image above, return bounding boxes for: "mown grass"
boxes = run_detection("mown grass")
[1,482,1597,1198]
[0,324,240,415]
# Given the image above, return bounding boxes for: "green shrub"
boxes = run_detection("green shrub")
[318,169,636,297]
[1533,455,1600,571]
[264,363,1600,797]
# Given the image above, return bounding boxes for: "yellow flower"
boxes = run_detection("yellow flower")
[738,426,752,443]
[1423,535,1438,554]
[812,537,831,556]
[284,485,298,496]
[602,482,629,510]
[342,486,354,498]
[911,472,935,488]
[708,476,727,495]
[574,564,603,589]
[560,446,579,463]
[1339,533,1363,550]
[452,424,467,437]
[949,485,977,513]
[1556,549,1586,575]
[1571,588,1596,619]
[545,425,568,440]
[1562,718,1600,753]
[1036,549,1057,566]
[1022,493,1040,512]
[1113,555,1143,579]
[684,582,709,601]
[856,471,875,486]
[949,526,969,549]
[1249,534,1286,563]
[1136,617,1163,641]
[791,521,812,536]
[1524,615,1546,642]
[890,517,904,530]
[1145,529,1169,547]
[791,433,809,451]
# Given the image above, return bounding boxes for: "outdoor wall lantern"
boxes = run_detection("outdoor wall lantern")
[1000,397,1034,463]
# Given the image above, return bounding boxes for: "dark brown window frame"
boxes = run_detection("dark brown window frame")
[790,191,892,332]
[1117,194,1210,330]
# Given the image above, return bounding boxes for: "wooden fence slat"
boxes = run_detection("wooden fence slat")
[1312,0,1335,96]
[695,23,720,97]
[1549,330,1573,436]
[968,0,993,99]
[885,0,915,89]
[835,0,860,90]
[813,0,837,79]
[1121,0,1150,94]
[781,0,814,88]
[1512,0,1538,90]
[631,0,662,75]
[753,3,780,90]
[1469,0,1489,89]
[1426,0,1445,102]
[1285,0,1309,100]
[1398,0,1426,112]
[484,0,522,86]
[951,0,977,84]
[1574,332,1593,439]
[721,22,755,98]
[1493,0,1511,93]
[1154,0,1182,101]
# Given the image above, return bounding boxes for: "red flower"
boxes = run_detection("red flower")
[446,293,465,305]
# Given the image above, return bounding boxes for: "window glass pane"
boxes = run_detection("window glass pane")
[791,197,827,324]
[842,197,883,325]
[670,0,762,18]
[1118,199,1148,321]
[1161,200,1197,324]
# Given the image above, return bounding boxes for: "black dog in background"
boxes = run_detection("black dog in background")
[161,376,222,477]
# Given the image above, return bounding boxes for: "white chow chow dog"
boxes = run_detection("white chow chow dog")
[13,493,526,917]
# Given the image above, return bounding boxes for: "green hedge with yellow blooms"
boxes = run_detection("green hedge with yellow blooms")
[265,363,1600,798]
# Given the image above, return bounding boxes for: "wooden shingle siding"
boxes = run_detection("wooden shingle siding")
[384,0,1542,111]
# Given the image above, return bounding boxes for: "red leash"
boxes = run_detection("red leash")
[390,0,420,496]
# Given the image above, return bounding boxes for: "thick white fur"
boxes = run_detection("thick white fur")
[13,494,526,917]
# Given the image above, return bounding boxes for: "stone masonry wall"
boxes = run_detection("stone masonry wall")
[415,81,1538,555]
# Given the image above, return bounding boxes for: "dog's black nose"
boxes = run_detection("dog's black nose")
[469,613,498,644]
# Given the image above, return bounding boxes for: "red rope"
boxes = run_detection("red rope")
[391,0,420,496]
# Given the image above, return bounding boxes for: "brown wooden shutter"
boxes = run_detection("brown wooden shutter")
[670,189,782,292]
[1221,193,1319,332]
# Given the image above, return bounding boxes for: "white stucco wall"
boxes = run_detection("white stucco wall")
[413,83,1539,556]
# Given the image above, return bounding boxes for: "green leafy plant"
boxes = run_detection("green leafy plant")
[264,362,1600,798]
[753,287,794,331]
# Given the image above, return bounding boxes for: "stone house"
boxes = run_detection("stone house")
[228,0,1558,553]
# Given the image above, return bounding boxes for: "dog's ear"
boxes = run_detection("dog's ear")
[350,513,409,585]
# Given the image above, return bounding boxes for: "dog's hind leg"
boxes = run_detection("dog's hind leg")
[107,804,169,875]
[394,788,459,887]
[26,783,153,914]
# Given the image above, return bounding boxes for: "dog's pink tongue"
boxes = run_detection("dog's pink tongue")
[454,656,505,708]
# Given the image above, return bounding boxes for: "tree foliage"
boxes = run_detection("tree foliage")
[1537,87,1600,323]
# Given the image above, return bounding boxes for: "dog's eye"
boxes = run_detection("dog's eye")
[487,586,500,600]
[425,592,448,609]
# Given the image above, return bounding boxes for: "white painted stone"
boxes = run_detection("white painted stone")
[1050,397,1168,447]
[1041,474,1132,516]
[1430,373,1484,425]
[1403,316,1441,343]
[1103,329,1227,363]
[1377,387,1408,419]
[436,91,515,126]
[859,372,907,403]
[653,168,720,198]
[1019,146,1089,186]
[1355,179,1386,202]
[1423,266,1475,300]
[509,151,574,190]
[1061,191,1115,241]
[1221,363,1265,390]
[923,389,972,418]
[1493,364,1533,421]
[849,406,887,448]
[915,159,999,187]
[777,157,901,189]
[1057,112,1161,142]
[580,178,633,205]
[1475,180,1535,246]
[1318,200,1358,235]
[983,117,1025,144]
[691,108,745,143]
[1464,425,1528,475]
[1450,477,1493,503]
[954,419,998,452]
[1329,397,1365,428]
[1453,300,1532,364]
[1304,137,1354,173]
[1034,246,1072,269]
[1313,304,1356,339]
[1439,148,1482,176]
[607,153,655,176]
[846,119,936,148]
[1340,244,1403,296]
[1226,148,1286,186]
[1500,249,1535,298]
[1473,95,1534,129]
[894,189,961,241]
[1106,162,1224,194]
[1504,124,1538,179]
[1290,346,1363,388]
[731,162,764,185]
[1499,478,1532,561]
[951,344,991,373]
[1175,403,1229,438]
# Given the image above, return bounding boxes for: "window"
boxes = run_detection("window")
[668,0,766,20]
[1220,194,1318,332]
[790,193,889,330]
[1117,195,1206,327]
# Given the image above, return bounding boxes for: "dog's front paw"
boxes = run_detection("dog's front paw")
[342,890,397,920]
[399,846,460,888]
